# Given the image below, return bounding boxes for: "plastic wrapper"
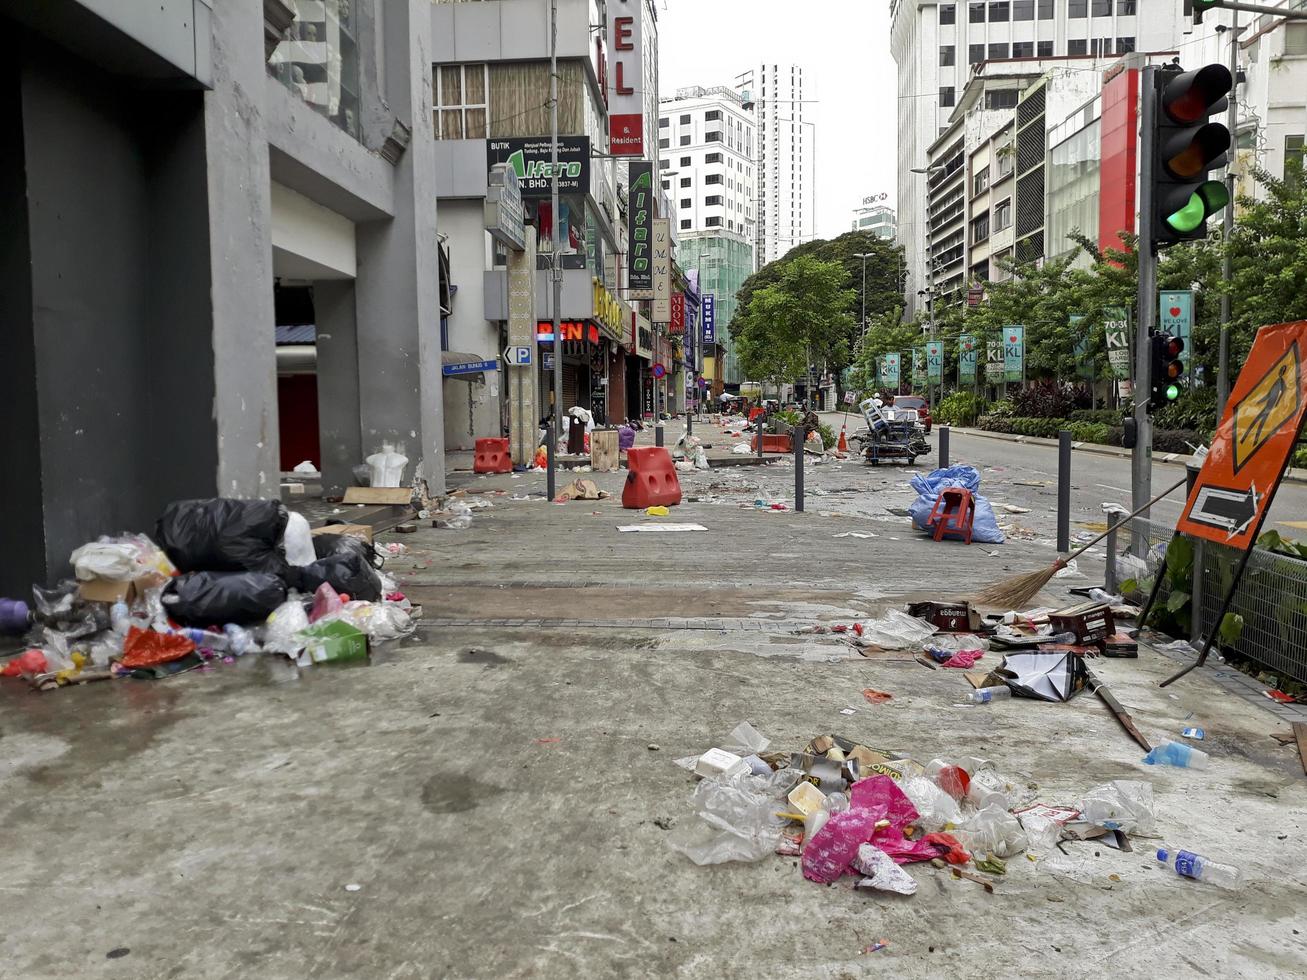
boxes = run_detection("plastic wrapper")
[282,512,317,567]
[310,583,345,622]
[900,775,962,833]
[31,581,78,620]
[721,721,770,756]
[852,843,919,895]
[334,601,415,642]
[1018,812,1064,853]
[70,540,140,581]
[120,627,196,669]
[802,804,885,883]
[261,599,311,655]
[667,773,787,866]
[156,498,290,575]
[924,633,989,654]
[1076,779,1156,835]
[858,609,938,650]
[957,804,1029,858]
[162,571,288,626]
[293,553,382,602]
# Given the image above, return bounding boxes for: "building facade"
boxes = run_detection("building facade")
[658,85,755,387]
[851,204,897,240]
[734,63,815,268]
[1,0,444,595]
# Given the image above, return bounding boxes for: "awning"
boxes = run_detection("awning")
[442,351,498,382]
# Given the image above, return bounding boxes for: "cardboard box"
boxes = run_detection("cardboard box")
[311,523,374,544]
[906,600,982,633]
[77,572,168,604]
[1049,602,1116,644]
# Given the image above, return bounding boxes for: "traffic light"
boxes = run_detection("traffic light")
[1192,0,1221,26]
[1150,63,1233,250]
[1150,333,1186,411]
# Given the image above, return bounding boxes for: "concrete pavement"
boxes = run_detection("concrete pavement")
[3,453,1306,978]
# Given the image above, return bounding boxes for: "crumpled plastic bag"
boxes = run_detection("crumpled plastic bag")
[667,772,787,866]
[852,843,919,895]
[720,721,770,756]
[848,775,943,864]
[282,511,317,567]
[939,649,985,669]
[69,540,140,581]
[900,775,962,833]
[858,609,938,649]
[802,804,886,883]
[332,600,415,642]
[310,582,345,622]
[923,832,971,865]
[161,571,288,626]
[260,599,311,655]
[1076,779,1156,835]
[120,627,196,669]
[1,650,49,678]
[957,804,1029,858]
[907,465,1005,544]
[293,553,382,602]
[156,498,290,575]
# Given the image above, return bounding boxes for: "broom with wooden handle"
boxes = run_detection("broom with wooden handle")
[975,474,1189,608]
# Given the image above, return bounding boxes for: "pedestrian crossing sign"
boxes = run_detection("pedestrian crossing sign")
[1178,321,1307,549]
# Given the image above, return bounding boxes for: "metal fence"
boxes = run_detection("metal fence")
[1107,514,1307,686]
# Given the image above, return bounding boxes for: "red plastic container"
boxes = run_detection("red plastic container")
[473,438,512,474]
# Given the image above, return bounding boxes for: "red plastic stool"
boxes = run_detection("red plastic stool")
[473,437,512,474]
[621,447,682,509]
[927,487,975,544]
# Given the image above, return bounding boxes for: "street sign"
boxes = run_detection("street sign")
[442,359,498,377]
[504,345,533,367]
[697,377,708,389]
[652,362,666,380]
[702,294,716,344]
[1177,321,1307,549]
[844,391,855,405]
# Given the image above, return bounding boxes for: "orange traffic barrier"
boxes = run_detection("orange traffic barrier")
[473,437,512,474]
[621,447,682,509]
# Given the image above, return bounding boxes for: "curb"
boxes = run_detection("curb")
[948,427,1307,487]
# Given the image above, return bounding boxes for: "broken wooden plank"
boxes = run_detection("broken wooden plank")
[1293,722,1307,777]
[342,487,413,506]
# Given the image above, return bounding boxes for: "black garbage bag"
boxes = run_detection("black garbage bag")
[312,532,385,569]
[162,571,287,626]
[291,553,382,602]
[156,499,289,575]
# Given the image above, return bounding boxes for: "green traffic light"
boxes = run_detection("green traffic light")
[1166,384,1180,401]
[1165,180,1230,233]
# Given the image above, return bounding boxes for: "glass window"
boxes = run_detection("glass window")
[994,198,1012,230]
[659,138,670,149]
[989,2,1009,22]
[706,131,723,142]
[680,219,692,230]
[706,152,722,163]
[970,212,990,243]
[661,179,670,190]
[1117,36,1136,53]
[1069,0,1087,16]
[679,135,691,145]
[986,89,1019,109]
[680,198,691,208]
[1287,135,1306,176]
[1092,0,1111,14]
[705,109,721,121]
[680,156,691,167]
[1037,40,1054,56]
[940,45,956,66]
[659,117,669,127]
[1038,0,1054,17]
[705,173,723,184]
[680,177,691,187]
[659,160,670,170]
[706,216,723,227]
[940,3,956,24]
[432,62,488,141]
[270,0,363,139]
[996,144,1014,177]
[974,166,990,196]
[1068,39,1088,56]
[1117,0,1136,11]
[969,43,986,64]
[989,42,1009,59]
[940,86,956,107]
[1013,41,1034,58]
[706,195,723,206]
[969,2,986,23]
[1013,0,1034,20]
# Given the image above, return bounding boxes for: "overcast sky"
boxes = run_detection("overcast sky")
[657,0,897,243]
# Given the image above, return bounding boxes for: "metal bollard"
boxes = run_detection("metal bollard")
[1057,430,1072,553]
[655,417,664,447]
[794,424,805,512]
[756,415,765,458]
[939,425,950,468]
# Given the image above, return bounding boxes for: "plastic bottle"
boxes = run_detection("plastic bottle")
[110,601,131,635]
[967,685,1013,704]
[223,625,255,656]
[1156,847,1240,889]
[1143,740,1210,769]
[179,627,230,651]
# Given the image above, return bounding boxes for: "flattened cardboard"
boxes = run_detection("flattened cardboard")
[312,523,374,544]
[342,487,413,506]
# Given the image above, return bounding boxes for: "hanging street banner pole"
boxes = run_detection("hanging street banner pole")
[1149,320,1307,687]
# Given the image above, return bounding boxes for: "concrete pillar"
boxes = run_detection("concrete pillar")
[354,0,445,491]
[202,0,281,497]
[506,227,540,466]
[314,280,363,495]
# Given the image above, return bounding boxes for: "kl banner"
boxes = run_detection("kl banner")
[1004,325,1025,384]
[1104,307,1131,380]
[985,342,1005,383]
[959,335,977,384]
[913,348,926,385]
[883,353,901,388]
[926,341,944,382]
[1159,290,1193,374]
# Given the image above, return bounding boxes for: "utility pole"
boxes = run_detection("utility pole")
[1217,9,1239,418]
[1132,64,1158,556]
[547,0,563,501]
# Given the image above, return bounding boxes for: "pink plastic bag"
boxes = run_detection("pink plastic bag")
[309,582,344,623]
[850,775,944,864]
[941,650,985,669]
[802,804,886,883]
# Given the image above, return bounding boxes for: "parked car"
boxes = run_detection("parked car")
[890,394,932,433]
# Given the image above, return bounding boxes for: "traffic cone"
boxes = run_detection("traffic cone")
[837,427,848,453]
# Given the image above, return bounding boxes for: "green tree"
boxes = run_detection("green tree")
[732,255,856,388]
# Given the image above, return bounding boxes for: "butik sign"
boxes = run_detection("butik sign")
[486,136,590,198]
[606,0,644,156]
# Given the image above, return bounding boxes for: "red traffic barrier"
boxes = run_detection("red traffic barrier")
[622,447,682,509]
[473,437,512,474]
[750,433,792,453]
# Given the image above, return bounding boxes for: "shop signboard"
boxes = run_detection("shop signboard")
[606,0,644,155]
[486,135,589,198]
[628,161,654,293]
[484,163,525,251]
[652,217,671,322]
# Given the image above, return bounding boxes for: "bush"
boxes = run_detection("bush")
[1068,421,1111,444]
[934,391,988,427]
[1153,428,1206,454]
[1295,447,1307,470]
[986,399,1016,419]
[977,415,1071,438]
[1011,380,1089,419]
[1152,387,1218,433]
[1068,408,1125,426]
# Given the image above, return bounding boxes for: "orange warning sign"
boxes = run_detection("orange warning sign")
[1178,321,1307,549]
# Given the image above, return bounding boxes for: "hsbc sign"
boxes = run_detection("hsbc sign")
[607,0,644,156]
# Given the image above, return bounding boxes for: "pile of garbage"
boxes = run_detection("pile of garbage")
[669,721,1237,891]
[0,498,415,691]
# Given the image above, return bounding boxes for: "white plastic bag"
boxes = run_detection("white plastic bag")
[852,843,918,895]
[858,609,938,649]
[667,772,786,866]
[1076,779,1156,835]
[69,541,139,581]
[282,512,317,567]
[966,768,1026,810]
[957,804,1029,858]
[260,599,311,655]
[721,721,771,756]
[900,775,962,833]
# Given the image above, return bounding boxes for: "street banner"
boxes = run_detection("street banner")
[1070,315,1095,379]
[958,334,977,384]
[926,341,944,382]
[1178,321,1307,550]
[1159,290,1193,373]
[627,161,653,292]
[702,294,716,344]
[1004,325,1024,384]
[670,292,685,333]
[1104,306,1131,380]
[652,218,671,322]
[985,342,1004,383]
[912,348,926,386]
[883,353,900,387]
[606,0,645,155]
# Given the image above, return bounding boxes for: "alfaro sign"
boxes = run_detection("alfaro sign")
[606,0,644,156]
[486,136,590,198]
[628,161,654,293]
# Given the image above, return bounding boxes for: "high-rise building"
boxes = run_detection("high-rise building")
[890,0,1202,315]
[734,63,815,269]
[657,85,755,386]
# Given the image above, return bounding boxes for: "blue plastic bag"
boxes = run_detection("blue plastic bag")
[907,465,1005,544]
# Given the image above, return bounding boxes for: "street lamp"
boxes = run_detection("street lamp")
[853,252,872,340]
